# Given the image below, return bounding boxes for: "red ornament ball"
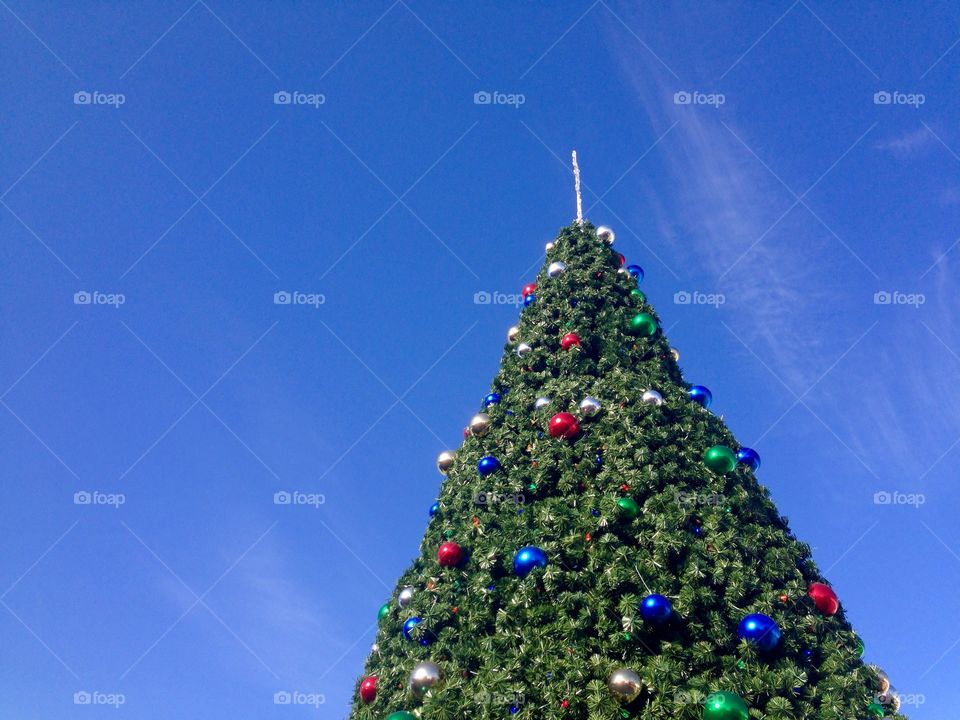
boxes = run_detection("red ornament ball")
[522,283,537,298]
[560,333,581,350]
[437,541,465,567]
[548,412,580,439]
[617,253,626,267]
[359,676,377,703]
[808,582,839,615]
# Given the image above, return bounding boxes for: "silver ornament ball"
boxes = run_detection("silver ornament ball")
[579,396,602,417]
[869,666,890,694]
[596,225,616,244]
[545,241,555,253]
[408,661,442,694]
[436,450,455,474]
[507,325,520,343]
[608,667,642,701]
[617,267,630,276]
[469,413,491,436]
[398,586,415,608]
[642,389,664,406]
[517,342,533,357]
[547,261,567,278]
[533,396,551,411]
[670,347,680,362]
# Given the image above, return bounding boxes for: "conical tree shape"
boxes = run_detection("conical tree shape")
[349,222,903,720]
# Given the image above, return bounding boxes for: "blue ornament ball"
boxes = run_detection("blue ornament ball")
[513,546,548,578]
[428,502,439,517]
[626,264,645,282]
[737,613,781,652]
[523,293,536,307]
[737,447,761,471]
[483,392,501,407]
[639,593,673,624]
[402,616,422,640]
[477,456,501,476]
[688,385,713,408]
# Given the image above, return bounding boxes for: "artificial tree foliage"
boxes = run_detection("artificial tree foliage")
[348,222,902,720]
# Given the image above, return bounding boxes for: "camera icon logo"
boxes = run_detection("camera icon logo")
[74,490,92,505]
[673,290,692,305]
[274,491,292,505]
[274,91,292,105]
[74,91,92,105]
[74,691,92,705]
[873,491,892,505]
[873,91,892,105]
[673,91,691,105]
[274,691,292,705]
[274,291,292,305]
[473,290,491,305]
[474,91,492,105]
[74,291,92,305]
[873,290,891,305]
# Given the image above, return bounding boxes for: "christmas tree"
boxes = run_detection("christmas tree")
[347,202,903,720]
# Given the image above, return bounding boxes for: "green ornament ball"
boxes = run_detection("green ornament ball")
[617,497,640,519]
[703,691,749,720]
[704,445,737,474]
[627,312,658,336]
[630,288,646,302]
[378,603,389,621]
[856,636,865,657]
[866,702,885,718]
[385,713,417,720]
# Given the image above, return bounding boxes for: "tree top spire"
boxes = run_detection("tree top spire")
[572,150,583,226]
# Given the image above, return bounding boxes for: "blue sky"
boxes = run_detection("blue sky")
[1,1,958,717]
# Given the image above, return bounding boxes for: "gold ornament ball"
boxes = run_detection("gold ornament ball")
[670,347,680,361]
[608,667,642,701]
[408,661,442,694]
[469,413,491,436]
[436,450,455,474]
[596,225,616,244]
